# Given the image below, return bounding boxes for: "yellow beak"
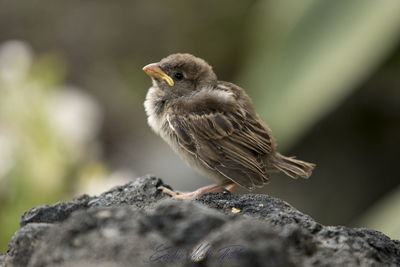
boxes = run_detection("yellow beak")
[142,63,174,86]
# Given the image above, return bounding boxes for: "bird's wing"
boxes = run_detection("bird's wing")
[167,92,272,189]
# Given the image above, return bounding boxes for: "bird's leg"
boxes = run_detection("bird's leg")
[158,181,235,200]
[224,183,238,193]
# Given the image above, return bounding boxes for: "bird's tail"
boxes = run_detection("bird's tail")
[272,153,315,179]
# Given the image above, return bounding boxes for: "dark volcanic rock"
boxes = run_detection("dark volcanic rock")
[20,195,92,227]
[19,176,166,227]
[5,223,53,267]
[3,176,400,267]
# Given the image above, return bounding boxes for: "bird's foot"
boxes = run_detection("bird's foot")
[158,182,237,200]
[157,186,185,198]
[157,186,202,200]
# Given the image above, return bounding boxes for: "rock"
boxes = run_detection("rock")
[20,196,92,227]
[5,223,53,267]
[3,176,400,266]
[19,176,166,227]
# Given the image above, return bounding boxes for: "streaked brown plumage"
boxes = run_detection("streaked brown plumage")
[143,53,315,199]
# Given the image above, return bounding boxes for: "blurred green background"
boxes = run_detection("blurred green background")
[1,0,400,251]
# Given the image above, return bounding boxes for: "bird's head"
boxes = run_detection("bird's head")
[143,53,217,97]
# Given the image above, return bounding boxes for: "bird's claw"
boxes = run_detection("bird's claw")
[157,186,197,200]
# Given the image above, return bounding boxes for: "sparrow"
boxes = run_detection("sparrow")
[143,53,315,200]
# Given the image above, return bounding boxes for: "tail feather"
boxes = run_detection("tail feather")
[272,153,315,179]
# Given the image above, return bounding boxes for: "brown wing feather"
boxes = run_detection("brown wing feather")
[167,95,273,189]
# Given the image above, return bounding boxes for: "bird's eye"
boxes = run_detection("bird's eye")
[174,72,184,80]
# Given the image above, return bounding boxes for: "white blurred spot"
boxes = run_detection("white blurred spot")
[0,40,33,83]
[47,86,103,153]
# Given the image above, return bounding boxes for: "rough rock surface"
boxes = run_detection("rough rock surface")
[2,176,400,267]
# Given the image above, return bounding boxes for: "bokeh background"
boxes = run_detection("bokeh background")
[1,0,400,251]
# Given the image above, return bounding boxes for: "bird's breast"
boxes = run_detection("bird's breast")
[144,87,166,134]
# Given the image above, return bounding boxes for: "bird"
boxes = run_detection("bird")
[143,53,315,199]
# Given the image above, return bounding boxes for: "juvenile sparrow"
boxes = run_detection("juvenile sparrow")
[143,53,315,199]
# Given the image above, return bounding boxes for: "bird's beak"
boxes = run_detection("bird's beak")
[142,63,174,86]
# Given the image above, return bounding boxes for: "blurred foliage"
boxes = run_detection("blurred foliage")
[241,0,400,149]
[0,41,107,250]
